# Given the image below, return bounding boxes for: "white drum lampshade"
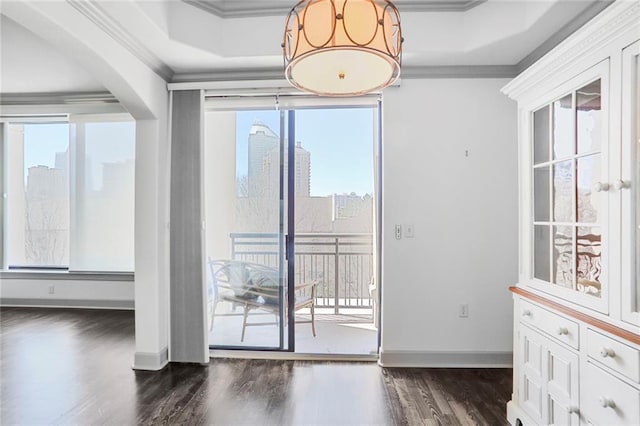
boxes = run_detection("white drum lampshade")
[283,0,403,96]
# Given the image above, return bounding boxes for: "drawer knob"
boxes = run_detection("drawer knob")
[599,396,616,408]
[594,182,610,192]
[557,326,569,336]
[568,406,579,415]
[613,179,631,190]
[600,347,616,358]
[522,310,532,317]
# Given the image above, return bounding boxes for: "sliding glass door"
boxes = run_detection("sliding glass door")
[205,96,380,354]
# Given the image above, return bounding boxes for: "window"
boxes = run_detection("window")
[3,116,135,272]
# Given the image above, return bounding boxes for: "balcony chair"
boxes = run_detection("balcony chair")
[208,259,318,342]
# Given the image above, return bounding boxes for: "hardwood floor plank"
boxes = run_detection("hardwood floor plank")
[1,308,512,425]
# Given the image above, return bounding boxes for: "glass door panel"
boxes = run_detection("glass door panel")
[292,107,378,355]
[530,69,606,311]
[204,109,289,349]
[621,40,640,323]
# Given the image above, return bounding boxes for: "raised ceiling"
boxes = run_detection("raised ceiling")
[184,0,486,18]
[0,0,612,94]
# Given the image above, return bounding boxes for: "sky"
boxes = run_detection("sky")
[23,122,135,190]
[235,107,375,197]
[20,109,375,197]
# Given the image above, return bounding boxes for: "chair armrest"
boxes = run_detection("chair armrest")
[294,280,318,291]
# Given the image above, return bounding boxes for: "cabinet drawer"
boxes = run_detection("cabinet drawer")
[587,329,640,383]
[581,362,640,426]
[519,300,579,349]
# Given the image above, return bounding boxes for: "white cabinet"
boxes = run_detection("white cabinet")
[503,1,640,425]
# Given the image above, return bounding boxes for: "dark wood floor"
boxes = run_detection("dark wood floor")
[0,307,511,425]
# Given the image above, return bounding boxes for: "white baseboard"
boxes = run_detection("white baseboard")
[0,298,134,310]
[133,347,169,371]
[378,349,513,368]
[210,349,378,362]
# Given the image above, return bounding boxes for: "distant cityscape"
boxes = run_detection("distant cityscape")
[238,121,373,234]
[10,124,134,267]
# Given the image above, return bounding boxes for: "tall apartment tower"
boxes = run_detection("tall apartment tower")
[294,141,310,197]
[247,122,311,198]
[247,121,278,197]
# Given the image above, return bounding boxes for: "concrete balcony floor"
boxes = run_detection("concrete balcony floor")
[208,307,377,356]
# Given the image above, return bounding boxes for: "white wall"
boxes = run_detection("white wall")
[0,278,133,308]
[1,1,171,370]
[381,78,518,365]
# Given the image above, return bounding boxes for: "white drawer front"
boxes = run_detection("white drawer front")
[520,300,579,349]
[587,329,640,383]
[581,362,640,426]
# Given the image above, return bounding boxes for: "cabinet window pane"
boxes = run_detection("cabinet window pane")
[576,226,601,297]
[534,225,551,281]
[577,79,602,154]
[534,166,550,222]
[577,155,600,223]
[553,225,573,288]
[533,106,550,164]
[553,94,574,160]
[553,161,573,222]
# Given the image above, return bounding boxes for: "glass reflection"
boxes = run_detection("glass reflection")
[534,225,551,282]
[576,226,602,298]
[534,166,550,222]
[577,79,602,154]
[534,106,550,164]
[577,155,600,224]
[553,161,573,222]
[553,225,573,289]
[553,94,573,160]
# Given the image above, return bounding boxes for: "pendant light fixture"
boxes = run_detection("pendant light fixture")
[283,0,403,96]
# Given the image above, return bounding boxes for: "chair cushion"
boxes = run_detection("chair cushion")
[250,271,280,305]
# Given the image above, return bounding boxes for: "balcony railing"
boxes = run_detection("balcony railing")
[230,233,374,314]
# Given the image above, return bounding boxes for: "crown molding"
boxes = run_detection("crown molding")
[170,64,517,86]
[183,0,486,18]
[401,65,518,79]
[66,0,173,81]
[515,0,615,74]
[171,68,286,83]
[0,91,118,106]
[503,0,640,101]
[0,91,125,115]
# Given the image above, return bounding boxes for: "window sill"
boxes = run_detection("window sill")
[0,270,134,282]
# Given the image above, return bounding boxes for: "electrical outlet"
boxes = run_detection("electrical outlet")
[48,285,55,295]
[395,224,402,240]
[459,303,469,318]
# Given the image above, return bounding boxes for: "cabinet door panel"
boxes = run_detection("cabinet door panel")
[520,326,545,423]
[621,39,640,325]
[520,324,580,425]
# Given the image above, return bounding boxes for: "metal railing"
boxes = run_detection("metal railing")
[230,233,374,314]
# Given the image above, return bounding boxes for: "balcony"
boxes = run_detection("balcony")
[209,233,377,354]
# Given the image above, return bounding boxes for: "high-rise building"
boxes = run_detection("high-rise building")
[247,121,278,197]
[294,141,310,197]
[247,122,311,198]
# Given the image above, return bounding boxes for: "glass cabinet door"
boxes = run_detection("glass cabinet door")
[530,63,608,311]
[622,40,640,324]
